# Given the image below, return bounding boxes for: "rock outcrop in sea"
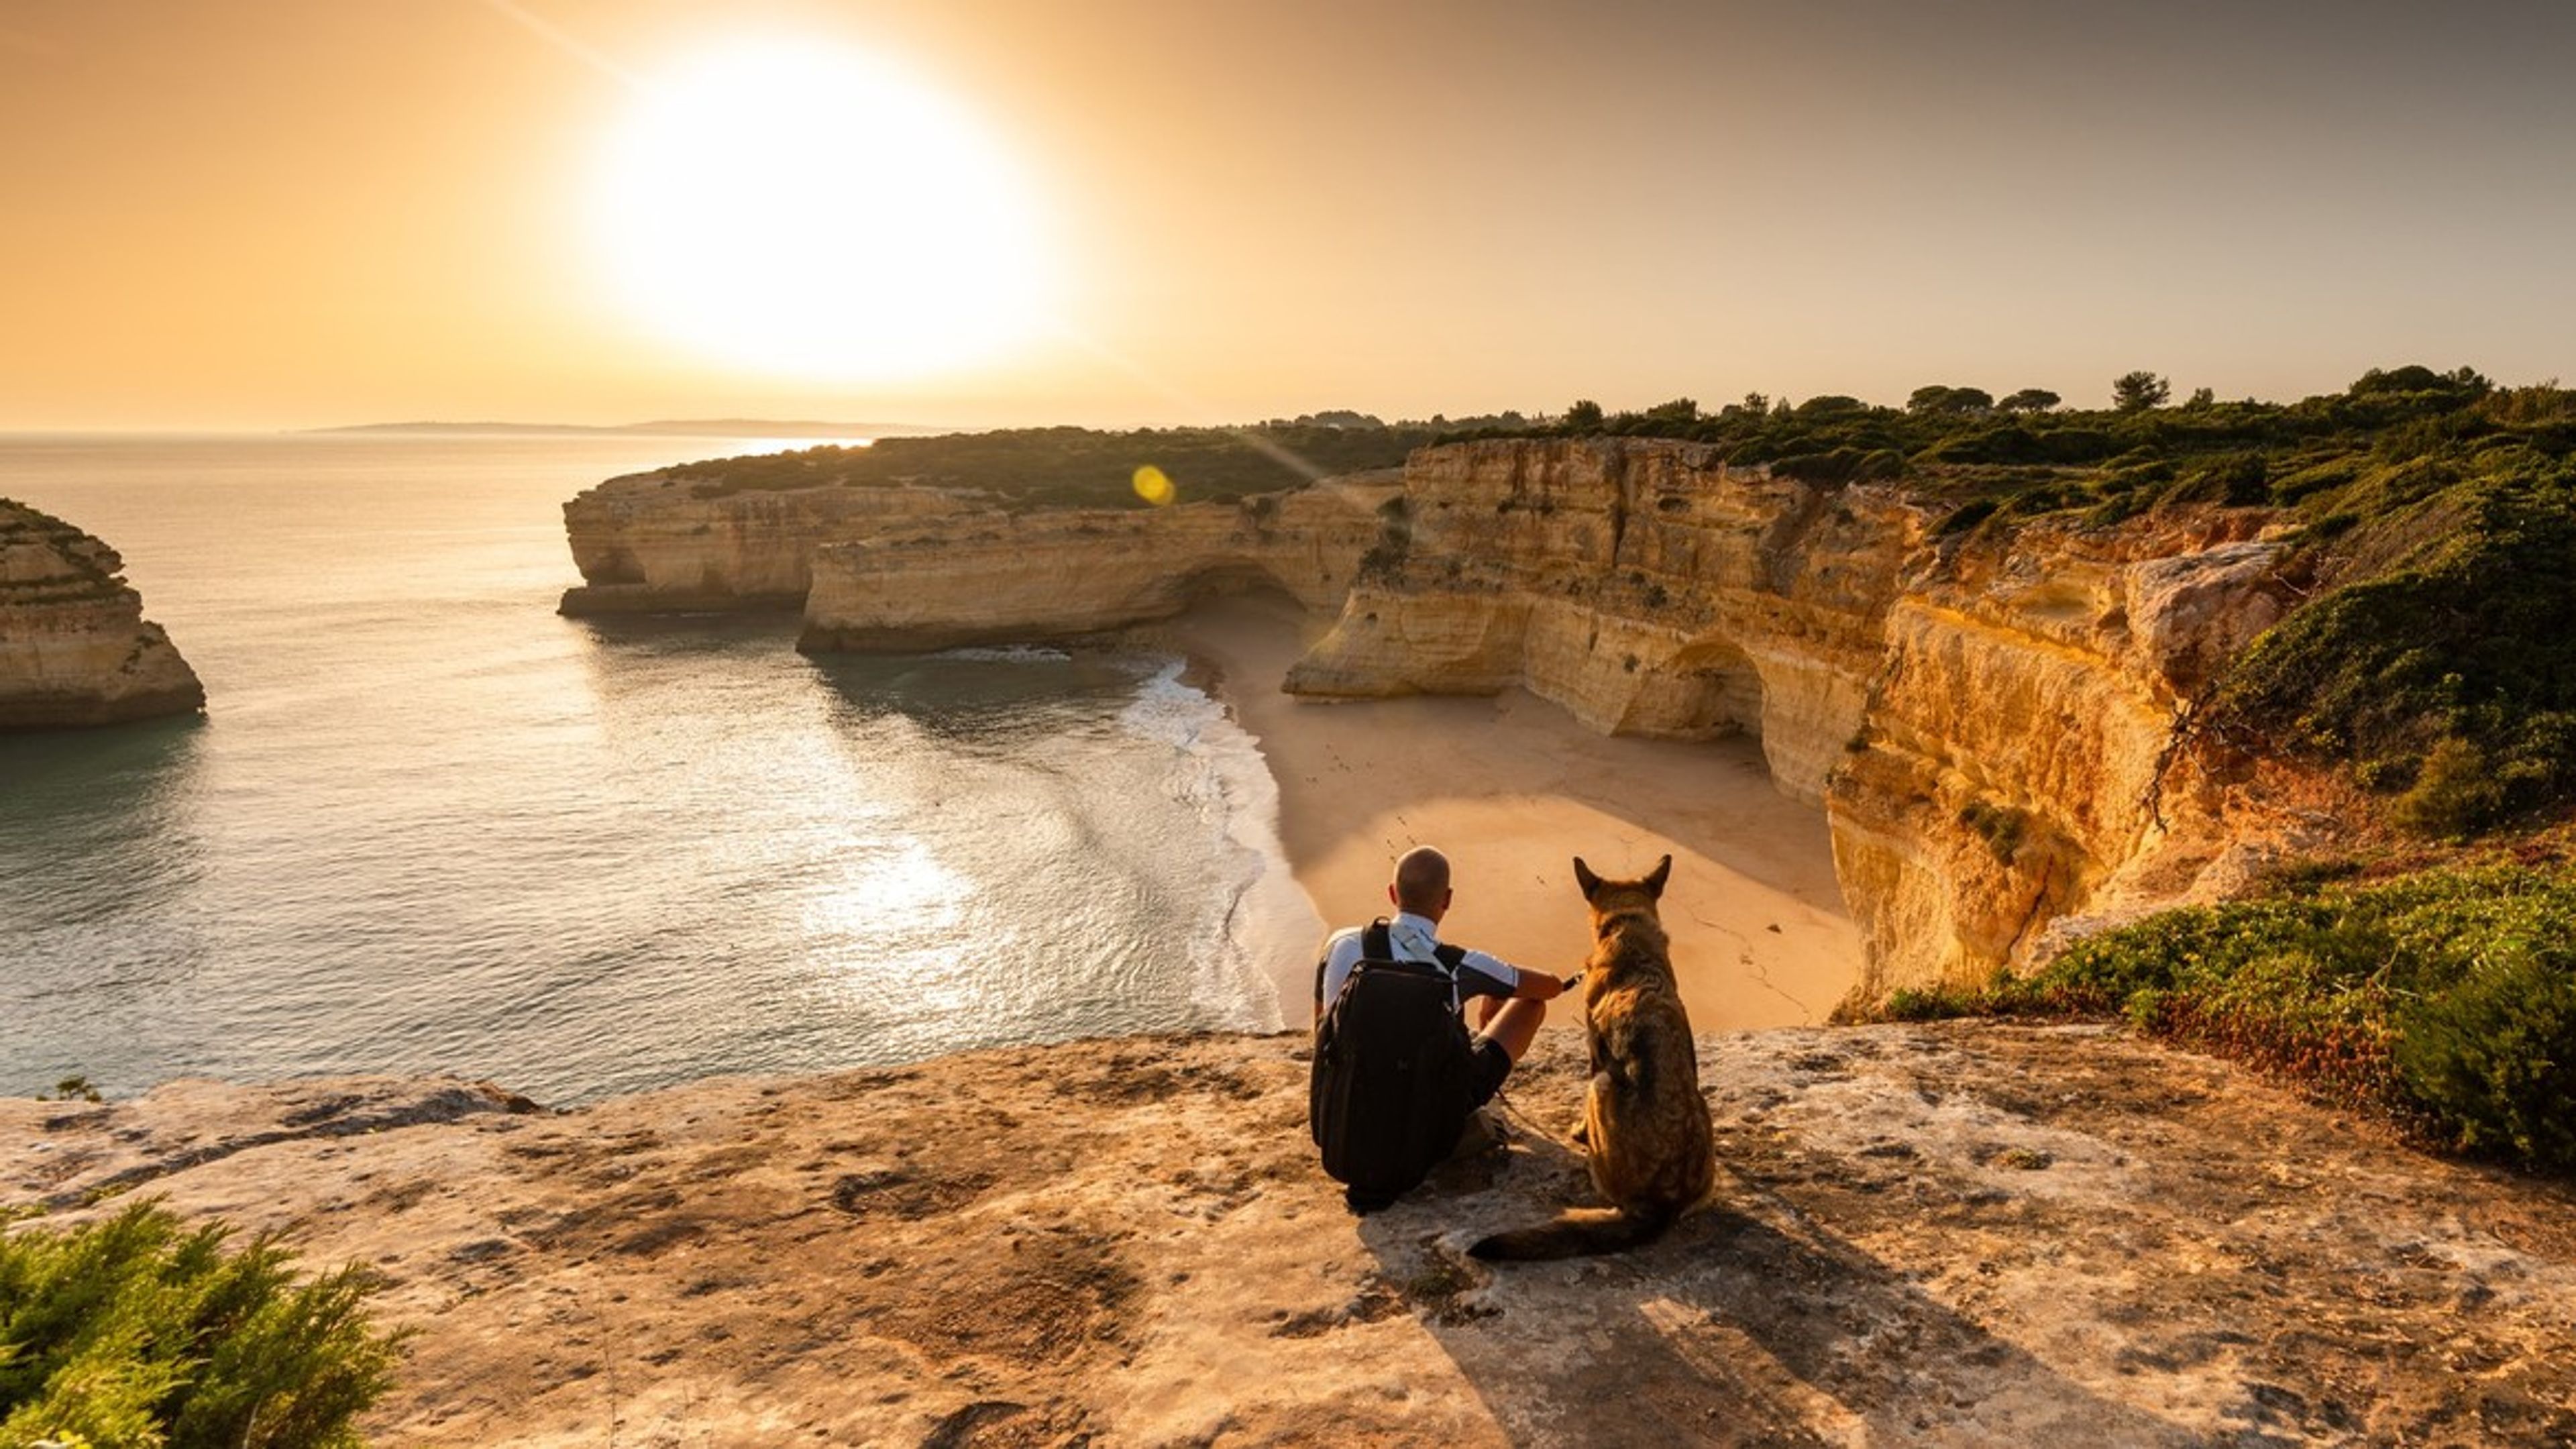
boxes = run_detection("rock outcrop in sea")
[0,498,204,727]
[558,439,2326,1007]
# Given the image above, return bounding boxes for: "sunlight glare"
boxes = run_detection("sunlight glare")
[592,38,1050,380]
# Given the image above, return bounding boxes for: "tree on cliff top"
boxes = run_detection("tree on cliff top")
[2112,371,2171,412]
[1907,385,1994,416]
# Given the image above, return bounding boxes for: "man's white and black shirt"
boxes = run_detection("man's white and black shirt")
[1316,910,1527,1018]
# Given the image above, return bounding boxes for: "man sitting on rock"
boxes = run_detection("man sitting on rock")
[1309,845,1566,1211]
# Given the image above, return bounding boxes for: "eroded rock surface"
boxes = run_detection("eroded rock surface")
[0,498,203,727]
[7,1026,2567,1447]
[798,476,1399,653]
[1284,439,1916,800]
[558,471,968,614]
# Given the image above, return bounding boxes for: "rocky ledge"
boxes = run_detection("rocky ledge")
[7,1025,2569,1446]
[0,498,203,727]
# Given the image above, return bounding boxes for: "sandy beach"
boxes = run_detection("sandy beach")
[1157,600,1862,1036]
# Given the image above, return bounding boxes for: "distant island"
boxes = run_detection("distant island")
[308,418,943,439]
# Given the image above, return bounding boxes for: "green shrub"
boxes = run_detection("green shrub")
[2393,940,2576,1166]
[0,1203,404,1448]
[2391,737,2507,839]
[2167,451,2269,506]
[1356,494,1411,579]
[1772,447,1904,487]
[1955,800,2027,864]
[1884,865,2576,1173]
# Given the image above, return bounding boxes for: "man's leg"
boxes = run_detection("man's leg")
[1477,998,1546,1064]
[1454,999,1548,1142]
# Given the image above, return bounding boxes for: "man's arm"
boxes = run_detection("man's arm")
[1512,968,1567,1002]
[1458,949,1566,1002]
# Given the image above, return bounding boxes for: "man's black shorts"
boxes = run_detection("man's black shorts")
[1466,1034,1513,1107]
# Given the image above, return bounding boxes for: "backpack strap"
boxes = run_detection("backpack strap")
[1363,918,1394,962]
[1430,943,1467,1013]
[1319,920,1400,1024]
[1350,919,1470,1014]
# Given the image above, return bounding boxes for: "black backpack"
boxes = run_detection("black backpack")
[1309,920,1477,1211]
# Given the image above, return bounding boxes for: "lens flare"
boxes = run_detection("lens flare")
[1132,465,1176,506]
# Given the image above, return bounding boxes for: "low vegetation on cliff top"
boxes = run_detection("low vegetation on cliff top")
[663,419,1448,511]
[0,1202,402,1449]
[0,501,136,607]
[1881,853,2576,1175]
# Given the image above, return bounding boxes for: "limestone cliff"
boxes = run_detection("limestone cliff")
[797,474,1400,652]
[1283,440,1915,802]
[555,439,2319,1002]
[1282,440,2307,1000]
[1828,514,2304,996]
[0,499,204,727]
[557,471,968,614]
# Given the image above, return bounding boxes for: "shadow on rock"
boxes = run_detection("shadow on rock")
[1352,1116,2197,1448]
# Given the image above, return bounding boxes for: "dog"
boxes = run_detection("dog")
[1469,854,1713,1260]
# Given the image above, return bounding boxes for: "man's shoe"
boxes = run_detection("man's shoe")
[1450,1106,1508,1159]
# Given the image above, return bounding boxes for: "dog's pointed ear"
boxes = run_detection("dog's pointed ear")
[1644,854,1672,898]
[1572,857,1601,901]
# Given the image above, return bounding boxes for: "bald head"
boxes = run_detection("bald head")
[1391,846,1452,916]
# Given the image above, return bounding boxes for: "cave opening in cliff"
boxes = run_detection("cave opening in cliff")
[1630,635,1766,740]
[1175,564,1305,618]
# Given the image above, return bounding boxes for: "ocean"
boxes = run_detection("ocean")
[0,433,1315,1104]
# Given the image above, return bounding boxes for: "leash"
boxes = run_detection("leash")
[1487,970,1587,1150]
[1491,1082,1580,1150]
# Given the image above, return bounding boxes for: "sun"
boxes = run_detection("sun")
[592,39,1051,380]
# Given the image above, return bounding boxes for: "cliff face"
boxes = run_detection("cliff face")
[553,440,2313,1001]
[0,500,204,727]
[797,476,1400,652]
[1827,517,2299,995]
[1284,440,1915,802]
[1281,440,2303,1000]
[558,472,967,614]
[1823,515,2308,989]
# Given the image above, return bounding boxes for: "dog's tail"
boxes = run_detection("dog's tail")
[1468,1205,1674,1262]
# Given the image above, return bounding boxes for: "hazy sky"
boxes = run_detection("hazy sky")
[5,0,2573,429]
